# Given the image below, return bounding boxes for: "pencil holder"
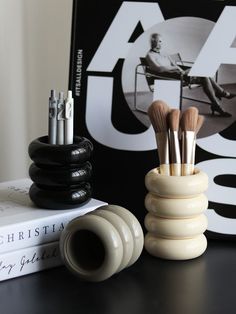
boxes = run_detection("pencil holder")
[59,205,144,282]
[28,135,93,209]
[144,168,208,260]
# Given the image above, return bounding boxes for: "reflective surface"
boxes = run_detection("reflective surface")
[28,136,93,209]
[28,136,93,166]
[1,240,235,314]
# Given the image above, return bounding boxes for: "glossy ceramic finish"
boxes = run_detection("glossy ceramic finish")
[144,168,208,260]
[60,214,123,282]
[145,193,208,219]
[28,136,93,209]
[102,204,144,267]
[144,213,208,239]
[29,161,92,187]
[145,233,207,260]
[28,136,93,166]
[91,209,134,272]
[29,182,92,210]
[145,168,208,198]
[60,205,144,282]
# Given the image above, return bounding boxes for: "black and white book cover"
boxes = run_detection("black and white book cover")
[69,0,236,239]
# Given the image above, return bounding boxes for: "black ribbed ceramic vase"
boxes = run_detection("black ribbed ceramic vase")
[28,136,93,209]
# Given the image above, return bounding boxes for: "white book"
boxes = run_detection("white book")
[0,178,107,254]
[0,241,62,281]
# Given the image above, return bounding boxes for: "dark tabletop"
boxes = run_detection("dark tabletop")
[0,239,235,314]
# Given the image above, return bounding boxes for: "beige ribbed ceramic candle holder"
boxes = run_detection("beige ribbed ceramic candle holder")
[144,167,208,260]
[60,205,144,282]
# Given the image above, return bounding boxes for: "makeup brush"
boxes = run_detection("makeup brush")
[190,115,204,172]
[148,100,170,175]
[168,109,181,176]
[180,106,199,176]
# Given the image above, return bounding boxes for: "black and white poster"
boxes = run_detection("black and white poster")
[69,0,236,239]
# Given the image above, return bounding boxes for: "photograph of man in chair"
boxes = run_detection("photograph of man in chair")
[145,33,235,117]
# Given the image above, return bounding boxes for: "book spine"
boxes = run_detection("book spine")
[0,241,62,282]
[0,199,107,254]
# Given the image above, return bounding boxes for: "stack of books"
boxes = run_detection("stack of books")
[0,178,106,281]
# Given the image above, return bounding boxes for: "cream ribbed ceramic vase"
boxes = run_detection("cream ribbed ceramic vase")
[144,168,208,260]
[60,205,144,282]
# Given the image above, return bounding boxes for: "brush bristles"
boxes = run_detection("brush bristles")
[168,109,180,132]
[196,115,204,135]
[148,100,170,133]
[180,106,199,132]
[147,100,200,176]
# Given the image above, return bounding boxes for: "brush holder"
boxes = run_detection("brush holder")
[144,168,208,260]
[59,205,144,282]
[28,136,93,209]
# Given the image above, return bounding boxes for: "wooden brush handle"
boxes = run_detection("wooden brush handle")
[181,163,194,176]
[160,164,170,176]
[170,163,181,176]
[181,131,195,176]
